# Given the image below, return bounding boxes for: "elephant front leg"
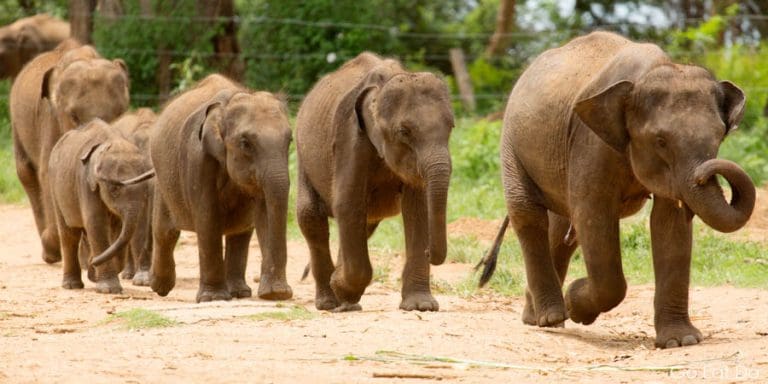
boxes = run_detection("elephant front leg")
[225,231,253,299]
[650,197,701,348]
[330,202,372,312]
[15,148,60,263]
[400,186,438,311]
[195,222,231,303]
[150,197,179,297]
[55,210,83,289]
[565,205,626,325]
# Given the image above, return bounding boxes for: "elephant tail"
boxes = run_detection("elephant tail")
[300,263,310,281]
[475,216,509,288]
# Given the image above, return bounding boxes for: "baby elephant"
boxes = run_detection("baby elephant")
[296,53,454,312]
[485,31,755,348]
[150,74,293,303]
[49,119,155,293]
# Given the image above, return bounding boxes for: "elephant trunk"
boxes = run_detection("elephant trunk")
[423,152,452,265]
[681,159,755,233]
[262,167,290,273]
[91,210,137,267]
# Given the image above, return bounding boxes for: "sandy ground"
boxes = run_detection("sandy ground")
[1,203,767,383]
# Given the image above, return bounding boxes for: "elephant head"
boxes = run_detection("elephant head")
[575,64,755,232]
[336,63,455,265]
[185,89,292,243]
[42,45,130,132]
[79,128,155,267]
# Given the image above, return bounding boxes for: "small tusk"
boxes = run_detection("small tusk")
[677,200,683,209]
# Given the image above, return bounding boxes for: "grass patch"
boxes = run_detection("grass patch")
[0,148,25,203]
[105,308,177,330]
[248,305,315,321]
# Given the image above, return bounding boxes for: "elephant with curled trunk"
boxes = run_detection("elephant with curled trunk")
[486,32,755,348]
[0,14,69,79]
[296,52,454,312]
[149,74,293,303]
[10,39,130,264]
[49,119,155,293]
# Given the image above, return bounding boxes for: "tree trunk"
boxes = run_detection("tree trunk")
[197,0,244,81]
[69,0,97,44]
[485,0,515,57]
[97,0,124,22]
[449,48,475,113]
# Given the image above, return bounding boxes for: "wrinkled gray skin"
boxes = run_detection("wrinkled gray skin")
[49,119,154,294]
[0,14,69,79]
[296,52,454,312]
[150,74,293,303]
[501,32,755,348]
[112,108,157,286]
[10,40,130,265]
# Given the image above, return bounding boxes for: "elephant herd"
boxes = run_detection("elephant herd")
[6,25,756,350]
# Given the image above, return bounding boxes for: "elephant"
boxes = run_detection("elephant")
[295,52,454,312]
[49,118,155,294]
[483,31,755,348]
[0,14,70,79]
[149,74,293,303]
[111,108,157,286]
[10,39,130,265]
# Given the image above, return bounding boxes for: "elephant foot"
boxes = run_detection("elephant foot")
[524,289,567,327]
[95,276,123,294]
[330,271,366,307]
[132,270,150,286]
[62,274,84,289]
[150,271,176,297]
[196,285,232,303]
[331,302,362,313]
[655,320,703,349]
[227,279,253,299]
[315,291,340,311]
[399,291,439,312]
[42,249,61,264]
[257,276,292,301]
[121,268,136,280]
[565,278,601,325]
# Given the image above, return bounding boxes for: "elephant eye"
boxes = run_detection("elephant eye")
[108,183,121,196]
[239,137,253,151]
[656,136,667,149]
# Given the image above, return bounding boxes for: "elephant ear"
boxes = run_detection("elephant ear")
[333,67,392,136]
[719,81,745,133]
[189,89,236,164]
[573,80,634,153]
[80,142,103,192]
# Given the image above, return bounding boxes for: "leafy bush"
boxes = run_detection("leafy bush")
[92,1,219,107]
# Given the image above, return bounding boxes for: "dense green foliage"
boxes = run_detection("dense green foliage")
[92,1,219,106]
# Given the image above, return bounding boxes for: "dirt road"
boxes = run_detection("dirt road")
[1,203,767,383]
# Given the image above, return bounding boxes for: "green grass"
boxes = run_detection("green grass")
[105,308,177,330]
[248,305,315,321]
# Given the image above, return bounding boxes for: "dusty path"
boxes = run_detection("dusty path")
[0,203,767,383]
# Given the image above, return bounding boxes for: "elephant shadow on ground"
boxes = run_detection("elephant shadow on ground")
[534,326,655,351]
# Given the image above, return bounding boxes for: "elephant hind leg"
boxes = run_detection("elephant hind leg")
[523,211,577,325]
[297,170,337,310]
